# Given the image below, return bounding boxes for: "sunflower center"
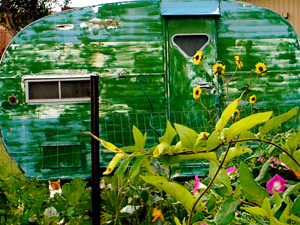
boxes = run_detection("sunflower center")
[259,67,264,71]
[195,90,199,95]
[196,55,199,60]
[251,97,255,101]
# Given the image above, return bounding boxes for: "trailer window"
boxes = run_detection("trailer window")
[23,75,91,104]
[172,34,210,57]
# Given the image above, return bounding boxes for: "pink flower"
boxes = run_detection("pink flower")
[226,166,238,178]
[257,157,264,162]
[268,157,281,165]
[201,223,208,225]
[266,174,287,194]
[193,175,207,195]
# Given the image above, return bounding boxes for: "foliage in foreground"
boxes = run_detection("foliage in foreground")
[0,169,92,225]
[97,101,300,225]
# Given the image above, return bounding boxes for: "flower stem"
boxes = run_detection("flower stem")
[188,143,233,225]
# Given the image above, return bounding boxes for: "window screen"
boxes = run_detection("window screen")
[24,76,91,103]
[173,34,209,57]
[61,80,90,98]
[29,82,59,99]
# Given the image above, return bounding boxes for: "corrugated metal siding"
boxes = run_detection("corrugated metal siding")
[0,1,166,179]
[219,0,300,107]
[240,0,300,38]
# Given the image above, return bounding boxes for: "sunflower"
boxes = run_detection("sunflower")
[231,109,240,119]
[234,56,243,69]
[249,95,257,104]
[193,86,202,100]
[213,62,226,76]
[255,62,267,75]
[193,51,203,65]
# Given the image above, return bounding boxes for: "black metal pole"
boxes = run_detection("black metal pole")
[91,74,100,225]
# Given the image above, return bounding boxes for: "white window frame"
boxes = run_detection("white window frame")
[23,74,92,104]
[172,33,210,58]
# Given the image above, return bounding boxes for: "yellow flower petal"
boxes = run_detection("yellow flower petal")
[152,208,163,222]
[234,56,243,69]
[193,86,202,100]
[194,51,203,65]
[213,62,226,76]
[249,95,257,104]
[255,62,267,75]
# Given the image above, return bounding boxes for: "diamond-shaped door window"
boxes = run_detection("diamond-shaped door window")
[172,34,210,58]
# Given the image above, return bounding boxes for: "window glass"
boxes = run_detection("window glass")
[61,80,90,98]
[24,75,91,103]
[173,34,209,57]
[29,81,59,99]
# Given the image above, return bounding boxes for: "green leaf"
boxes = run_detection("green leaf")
[67,207,76,217]
[272,189,282,215]
[86,132,124,153]
[103,153,127,175]
[174,123,198,150]
[226,111,273,141]
[237,131,257,146]
[215,98,240,135]
[140,175,206,213]
[206,130,222,152]
[255,160,272,184]
[291,195,300,217]
[120,146,140,152]
[289,214,300,224]
[132,125,146,151]
[209,161,232,194]
[279,198,291,223]
[128,156,148,179]
[283,183,300,202]
[259,107,298,137]
[240,206,269,219]
[159,152,218,167]
[142,158,155,175]
[194,132,210,151]
[279,154,300,171]
[285,130,300,154]
[159,121,177,145]
[214,197,241,225]
[270,216,289,225]
[153,142,170,157]
[239,162,269,206]
[219,146,252,165]
[261,197,271,219]
[174,217,182,225]
[116,157,132,175]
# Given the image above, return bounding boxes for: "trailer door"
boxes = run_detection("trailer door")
[165,16,218,129]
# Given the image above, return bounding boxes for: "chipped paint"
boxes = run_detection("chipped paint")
[80,18,119,30]
[0,0,300,179]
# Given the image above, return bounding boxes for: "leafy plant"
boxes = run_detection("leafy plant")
[94,55,300,225]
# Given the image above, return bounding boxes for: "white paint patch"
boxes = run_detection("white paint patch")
[92,5,101,13]
[80,18,118,31]
[91,53,108,68]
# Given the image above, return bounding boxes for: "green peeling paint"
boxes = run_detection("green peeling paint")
[0,0,299,179]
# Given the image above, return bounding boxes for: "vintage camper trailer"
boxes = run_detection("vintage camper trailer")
[0,0,299,179]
